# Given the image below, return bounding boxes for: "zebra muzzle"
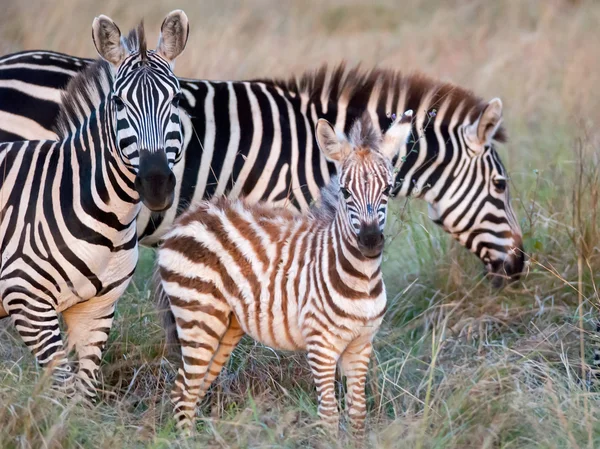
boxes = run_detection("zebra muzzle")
[135,149,176,212]
[357,223,385,258]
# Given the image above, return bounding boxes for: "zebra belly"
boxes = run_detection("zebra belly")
[0,231,138,313]
[228,286,305,352]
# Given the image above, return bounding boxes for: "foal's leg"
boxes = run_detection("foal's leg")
[339,340,373,436]
[307,338,342,436]
[195,315,245,404]
[3,288,73,390]
[169,292,232,432]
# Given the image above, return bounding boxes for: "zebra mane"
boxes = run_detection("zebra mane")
[125,21,147,61]
[347,112,381,149]
[55,22,147,138]
[54,59,112,138]
[309,176,340,223]
[263,63,507,143]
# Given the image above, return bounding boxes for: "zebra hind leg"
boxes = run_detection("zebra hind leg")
[169,292,233,433]
[62,297,117,401]
[3,290,74,392]
[194,314,245,406]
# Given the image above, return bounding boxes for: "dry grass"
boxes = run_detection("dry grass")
[1,0,600,447]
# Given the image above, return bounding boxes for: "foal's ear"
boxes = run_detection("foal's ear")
[315,119,351,163]
[156,10,189,65]
[92,15,128,68]
[380,110,413,161]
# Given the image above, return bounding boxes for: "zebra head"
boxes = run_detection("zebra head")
[92,11,189,212]
[426,98,524,287]
[316,111,413,258]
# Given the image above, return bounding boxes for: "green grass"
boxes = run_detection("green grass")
[1,0,600,447]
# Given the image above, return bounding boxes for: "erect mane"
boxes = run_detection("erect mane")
[54,59,112,138]
[259,63,507,143]
[125,21,147,60]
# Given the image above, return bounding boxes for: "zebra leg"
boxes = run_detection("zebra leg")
[3,290,73,390]
[62,297,116,400]
[339,340,373,436]
[194,314,245,405]
[170,293,232,433]
[593,319,600,384]
[307,342,341,436]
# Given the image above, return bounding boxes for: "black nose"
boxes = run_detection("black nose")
[357,223,384,257]
[135,150,176,212]
[487,240,526,288]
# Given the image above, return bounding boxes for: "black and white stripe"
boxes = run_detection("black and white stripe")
[0,56,524,282]
[0,11,188,398]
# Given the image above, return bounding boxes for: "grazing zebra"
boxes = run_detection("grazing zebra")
[0,54,524,284]
[0,11,188,397]
[157,110,413,433]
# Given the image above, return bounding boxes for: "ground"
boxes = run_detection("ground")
[0,1,599,448]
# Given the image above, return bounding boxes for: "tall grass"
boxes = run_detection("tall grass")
[1,0,599,447]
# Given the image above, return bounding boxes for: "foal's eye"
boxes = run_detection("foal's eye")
[492,178,507,193]
[382,185,392,196]
[340,187,351,199]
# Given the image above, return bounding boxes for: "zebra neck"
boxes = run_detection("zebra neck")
[329,212,382,294]
[390,121,461,204]
[72,104,139,223]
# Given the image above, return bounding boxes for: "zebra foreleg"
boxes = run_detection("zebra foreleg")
[62,296,116,400]
[3,290,74,391]
[339,340,373,436]
[307,340,342,437]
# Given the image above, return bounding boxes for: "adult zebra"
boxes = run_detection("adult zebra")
[0,53,524,285]
[0,11,188,397]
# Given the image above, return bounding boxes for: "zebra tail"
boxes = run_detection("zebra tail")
[151,264,181,358]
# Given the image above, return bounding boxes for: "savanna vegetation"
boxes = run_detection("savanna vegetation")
[0,1,599,447]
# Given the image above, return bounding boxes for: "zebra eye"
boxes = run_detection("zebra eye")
[112,95,125,109]
[493,178,507,192]
[382,185,392,196]
[172,92,183,107]
[340,187,351,199]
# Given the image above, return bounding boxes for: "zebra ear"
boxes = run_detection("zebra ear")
[467,98,503,148]
[315,119,351,163]
[157,10,189,64]
[92,15,128,67]
[380,110,413,161]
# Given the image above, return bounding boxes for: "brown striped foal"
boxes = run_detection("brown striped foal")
[157,110,413,434]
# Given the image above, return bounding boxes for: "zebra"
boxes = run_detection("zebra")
[0,55,525,285]
[157,110,413,434]
[0,11,188,397]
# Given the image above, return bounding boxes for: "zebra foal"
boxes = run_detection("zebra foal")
[157,110,413,434]
[0,11,188,397]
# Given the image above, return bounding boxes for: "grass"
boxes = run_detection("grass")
[1,0,600,447]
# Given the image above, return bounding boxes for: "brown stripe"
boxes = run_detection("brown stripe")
[294,227,312,314]
[266,231,286,347]
[183,355,211,367]
[161,235,244,305]
[201,210,263,339]
[276,222,308,350]
[333,224,369,281]
[369,279,383,298]
[170,297,229,325]
[224,207,269,270]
